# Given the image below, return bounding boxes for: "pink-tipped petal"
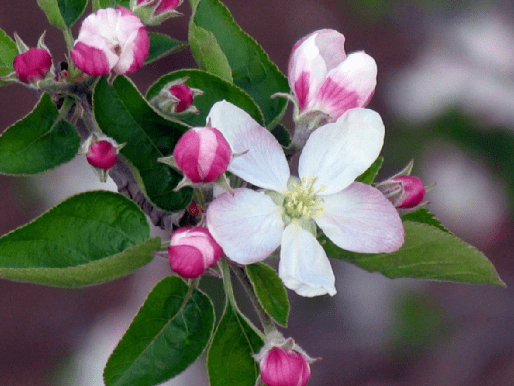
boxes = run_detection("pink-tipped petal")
[315,182,405,253]
[207,101,290,192]
[298,108,385,195]
[115,27,149,74]
[313,51,377,117]
[279,223,336,297]
[70,42,111,76]
[207,188,284,264]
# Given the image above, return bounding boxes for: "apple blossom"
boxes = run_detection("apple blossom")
[13,48,52,83]
[378,175,427,209]
[150,77,204,114]
[79,134,125,182]
[206,101,404,297]
[70,7,150,76]
[168,227,223,278]
[288,29,377,126]
[260,347,311,386]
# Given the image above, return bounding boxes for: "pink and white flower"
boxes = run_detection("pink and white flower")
[168,227,223,278]
[288,29,377,125]
[71,7,149,76]
[206,101,404,297]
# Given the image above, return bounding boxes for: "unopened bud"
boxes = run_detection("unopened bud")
[260,347,311,386]
[151,77,203,115]
[390,175,426,209]
[168,227,223,278]
[131,0,183,25]
[80,134,125,182]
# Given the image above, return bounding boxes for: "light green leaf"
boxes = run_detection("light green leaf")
[146,69,264,126]
[104,276,215,386]
[188,0,289,127]
[207,301,264,386]
[0,93,80,175]
[146,32,188,64]
[0,29,17,67]
[93,76,193,212]
[324,221,505,286]
[37,0,67,29]
[246,263,290,327]
[0,191,157,287]
[356,156,383,184]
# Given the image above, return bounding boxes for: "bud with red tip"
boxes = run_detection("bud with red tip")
[71,7,149,76]
[11,33,53,84]
[79,134,125,182]
[151,77,204,115]
[260,347,311,386]
[168,227,223,278]
[376,160,428,209]
[131,0,183,25]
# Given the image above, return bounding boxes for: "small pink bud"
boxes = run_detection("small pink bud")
[391,175,426,209]
[170,84,194,113]
[133,0,182,25]
[260,347,311,386]
[168,227,223,278]
[86,140,118,170]
[13,48,52,83]
[151,77,203,115]
[173,127,232,183]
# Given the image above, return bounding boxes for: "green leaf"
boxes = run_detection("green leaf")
[270,124,291,148]
[324,221,505,286]
[207,301,264,386]
[93,76,193,212]
[104,276,215,386]
[188,0,290,127]
[246,263,290,327]
[146,33,188,64]
[37,0,67,29]
[0,29,17,67]
[356,156,383,184]
[0,191,157,287]
[402,208,450,234]
[0,93,80,175]
[146,69,264,126]
[59,0,88,28]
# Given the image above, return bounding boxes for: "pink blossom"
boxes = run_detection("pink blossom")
[173,126,232,183]
[170,84,194,112]
[288,29,377,122]
[13,48,52,83]
[260,347,311,386]
[71,7,149,76]
[168,227,223,278]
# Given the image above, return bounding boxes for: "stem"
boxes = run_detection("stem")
[231,265,276,335]
[220,258,238,308]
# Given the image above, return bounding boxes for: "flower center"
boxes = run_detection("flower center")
[283,177,325,219]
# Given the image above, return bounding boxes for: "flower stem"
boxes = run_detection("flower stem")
[220,258,238,308]
[231,265,276,335]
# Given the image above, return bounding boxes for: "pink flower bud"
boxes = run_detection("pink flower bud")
[13,48,52,83]
[173,127,232,183]
[391,175,426,209]
[137,0,182,15]
[151,77,204,115]
[170,84,194,112]
[168,227,223,278]
[288,29,376,122]
[71,7,149,76]
[260,347,311,386]
[86,140,118,170]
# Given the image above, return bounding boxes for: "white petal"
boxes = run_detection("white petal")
[298,108,384,195]
[206,188,284,264]
[207,101,290,192]
[315,182,405,253]
[279,222,336,297]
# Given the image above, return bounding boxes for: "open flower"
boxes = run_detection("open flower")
[288,29,377,125]
[206,101,404,297]
[71,7,149,76]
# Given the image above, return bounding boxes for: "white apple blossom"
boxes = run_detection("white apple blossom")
[206,101,404,297]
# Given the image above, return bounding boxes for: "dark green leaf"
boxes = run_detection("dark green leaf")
[246,263,290,327]
[0,191,157,287]
[58,0,88,27]
[92,0,129,10]
[0,29,17,67]
[402,208,450,233]
[0,93,80,174]
[270,124,291,147]
[207,301,264,386]
[93,76,193,212]
[356,156,383,184]
[188,0,290,127]
[324,221,505,286]
[146,69,264,126]
[104,276,215,386]
[146,33,188,64]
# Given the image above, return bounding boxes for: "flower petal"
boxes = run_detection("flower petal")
[279,222,336,297]
[207,101,290,192]
[315,182,405,253]
[207,188,284,264]
[298,108,384,195]
[312,51,377,118]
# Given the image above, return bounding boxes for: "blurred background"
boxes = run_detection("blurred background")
[2,0,514,385]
